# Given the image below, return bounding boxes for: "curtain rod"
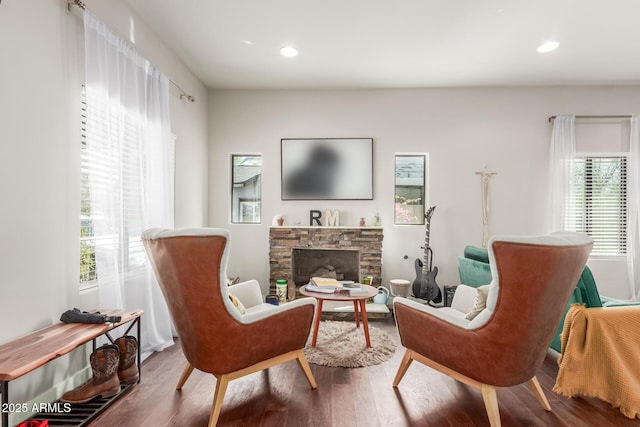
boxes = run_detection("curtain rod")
[170,81,196,103]
[548,115,632,123]
[67,0,196,103]
[67,0,86,11]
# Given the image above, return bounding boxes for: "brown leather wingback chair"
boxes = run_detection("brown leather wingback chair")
[393,233,593,427]
[142,228,317,426]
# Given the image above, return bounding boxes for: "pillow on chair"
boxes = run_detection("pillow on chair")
[228,292,246,315]
[466,285,490,320]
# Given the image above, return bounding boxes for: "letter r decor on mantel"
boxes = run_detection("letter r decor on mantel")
[310,210,322,226]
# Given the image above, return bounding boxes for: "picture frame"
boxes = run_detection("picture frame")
[281,138,374,200]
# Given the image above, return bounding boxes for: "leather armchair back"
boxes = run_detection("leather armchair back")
[479,239,592,384]
[142,228,314,376]
[397,234,592,387]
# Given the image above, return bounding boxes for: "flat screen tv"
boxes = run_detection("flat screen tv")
[281,138,373,200]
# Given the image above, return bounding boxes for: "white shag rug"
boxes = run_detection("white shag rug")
[304,320,396,368]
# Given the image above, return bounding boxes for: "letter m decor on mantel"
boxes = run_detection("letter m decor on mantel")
[269,226,383,293]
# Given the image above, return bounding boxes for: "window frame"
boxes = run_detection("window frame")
[231,154,263,224]
[394,153,428,226]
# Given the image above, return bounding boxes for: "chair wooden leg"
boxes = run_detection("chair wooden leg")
[296,349,318,389]
[528,376,551,411]
[311,299,323,347]
[392,350,414,387]
[176,363,194,390]
[481,384,501,427]
[209,374,229,427]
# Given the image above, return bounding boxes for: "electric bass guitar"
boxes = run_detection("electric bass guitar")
[412,206,443,303]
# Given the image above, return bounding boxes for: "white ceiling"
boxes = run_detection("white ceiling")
[125,0,640,90]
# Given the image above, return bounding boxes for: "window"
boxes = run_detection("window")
[231,155,262,224]
[86,91,154,274]
[80,88,97,284]
[82,81,172,286]
[566,154,628,255]
[394,154,427,225]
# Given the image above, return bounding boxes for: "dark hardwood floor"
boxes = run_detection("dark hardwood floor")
[90,318,638,426]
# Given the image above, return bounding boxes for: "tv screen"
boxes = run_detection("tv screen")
[281,138,373,200]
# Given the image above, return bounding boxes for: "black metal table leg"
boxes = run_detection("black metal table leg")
[136,317,141,382]
[2,381,8,427]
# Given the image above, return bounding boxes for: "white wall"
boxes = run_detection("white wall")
[209,87,640,300]
[0,0,208,420]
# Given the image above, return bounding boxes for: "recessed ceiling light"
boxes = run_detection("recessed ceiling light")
[280,46,298,57]
[537,40,559,53]
[242,40,253,46]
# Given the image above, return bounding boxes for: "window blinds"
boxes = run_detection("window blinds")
[80,88,97,283]
[565,155,628,255]
[85,86,150,275]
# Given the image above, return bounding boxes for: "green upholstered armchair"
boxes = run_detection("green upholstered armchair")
[457,246,492,287]
[458,245,640,352]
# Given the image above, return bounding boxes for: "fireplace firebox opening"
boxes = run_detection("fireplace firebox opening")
[291,248,360,286]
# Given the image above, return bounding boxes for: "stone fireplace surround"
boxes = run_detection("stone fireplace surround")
[269,226,383,291]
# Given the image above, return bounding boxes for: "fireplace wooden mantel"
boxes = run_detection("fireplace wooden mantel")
[269,226,383,289]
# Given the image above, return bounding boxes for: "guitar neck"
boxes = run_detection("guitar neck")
[422,220,431,272]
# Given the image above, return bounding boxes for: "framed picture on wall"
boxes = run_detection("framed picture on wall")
[281,138,374,200]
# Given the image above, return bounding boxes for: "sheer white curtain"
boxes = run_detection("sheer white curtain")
[628,115,640,301]
[549,115,576,232]
[84,11,174,358]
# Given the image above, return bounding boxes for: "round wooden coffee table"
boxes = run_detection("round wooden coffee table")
[299,285,378,348]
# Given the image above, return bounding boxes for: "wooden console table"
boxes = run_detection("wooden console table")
[0,309,143,427]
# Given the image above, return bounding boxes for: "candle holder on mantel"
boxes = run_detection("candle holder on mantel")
[360,218,366,227]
